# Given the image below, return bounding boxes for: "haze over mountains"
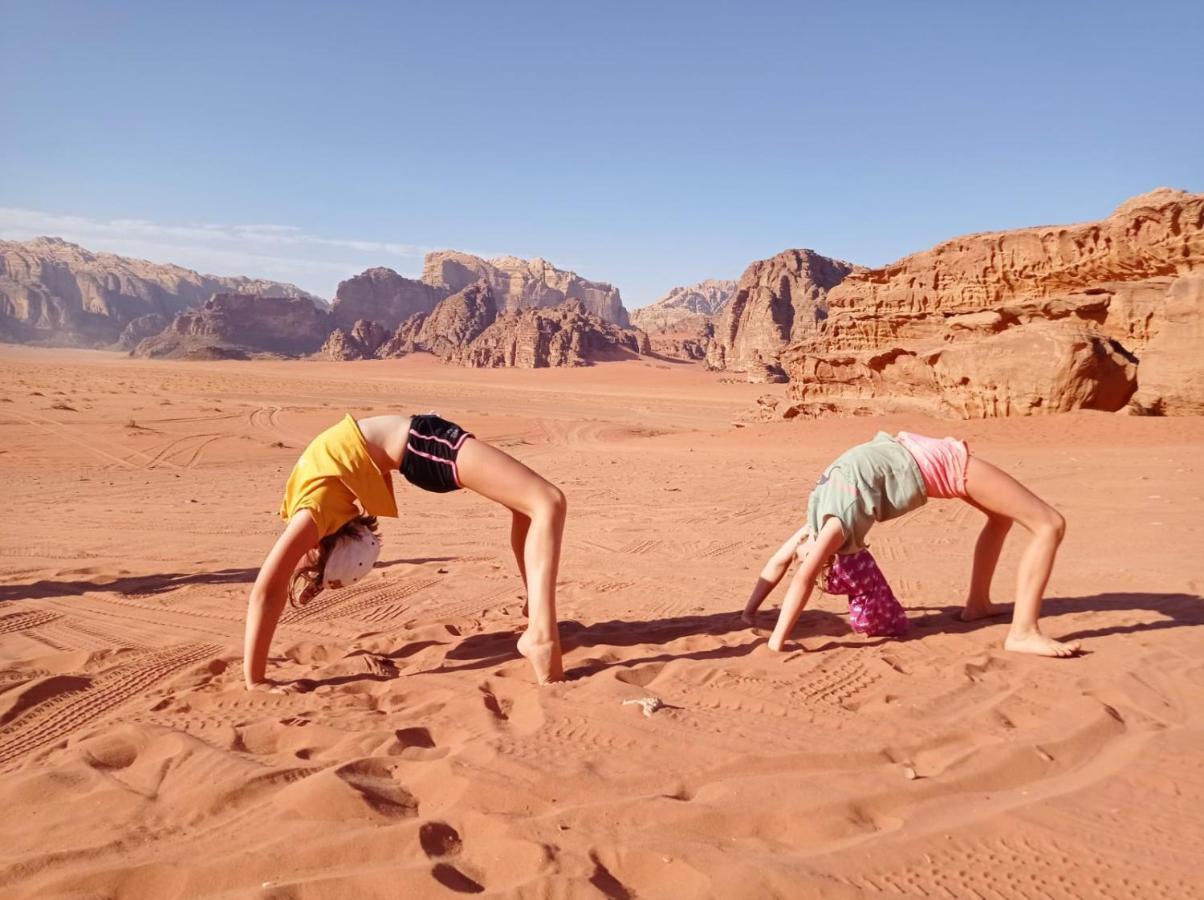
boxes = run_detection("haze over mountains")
[2,188,1201,415]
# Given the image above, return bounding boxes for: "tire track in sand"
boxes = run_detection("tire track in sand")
[0,642,221,769]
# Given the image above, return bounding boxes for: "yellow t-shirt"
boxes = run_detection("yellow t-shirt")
[279,415,399,538]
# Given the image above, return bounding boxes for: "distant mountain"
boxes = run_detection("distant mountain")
[323,280,649,368]
[630,279,737,333]
[422,251,629,326]
[0,237,321,347]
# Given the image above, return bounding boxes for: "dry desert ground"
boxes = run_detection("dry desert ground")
[0,347,1201,899]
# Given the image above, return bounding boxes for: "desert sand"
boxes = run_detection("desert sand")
[0,346,1201,899]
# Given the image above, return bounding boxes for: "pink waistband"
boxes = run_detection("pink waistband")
[895,431,969,499]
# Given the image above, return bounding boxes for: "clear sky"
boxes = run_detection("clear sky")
[2,1,1201,307]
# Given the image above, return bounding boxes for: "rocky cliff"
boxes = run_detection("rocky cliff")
[706,250,863,372]
[765,189,1203,419]
[327,266,443,331]
[448,300,645,368]
[0,237,319,347]
[132,293,331,360]
[422,251,629,326]
[378,280,498,360]
[321,319,391,361]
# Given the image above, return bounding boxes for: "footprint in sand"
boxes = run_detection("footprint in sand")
[420,821,485,894]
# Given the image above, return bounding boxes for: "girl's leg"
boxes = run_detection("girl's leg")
[961,510,1013,621]
[962,456,1079,657]
[456,437,566,683]
[768,517,845,651]
[511,511,531,614]
[742,525,810,623]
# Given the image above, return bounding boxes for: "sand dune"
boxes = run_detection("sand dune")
[0,347,1201,898]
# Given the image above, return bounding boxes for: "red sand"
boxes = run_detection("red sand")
[1,346,1201,898]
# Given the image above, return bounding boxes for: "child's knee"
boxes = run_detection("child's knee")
[1037,507,1066,542]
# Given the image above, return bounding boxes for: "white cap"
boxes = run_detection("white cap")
[322,528,381,590]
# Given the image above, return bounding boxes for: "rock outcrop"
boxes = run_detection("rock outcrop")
[422,251,629,326]
[321,319,391,361]
[328,267,442,331]
[707,250,862,372]
[768,188,1204,419]
[448,300,644,368]
[0,237,319,347]
[379,280,498,359]
[1129,274,1204,414]
[631,279,736,333]
[132,293,331,360]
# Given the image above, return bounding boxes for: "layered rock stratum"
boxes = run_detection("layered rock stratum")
[707,250,863,372]
[0,238,318,347]
[765,188,1203,419]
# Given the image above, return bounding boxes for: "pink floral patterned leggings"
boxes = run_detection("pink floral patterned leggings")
[823,549,910,637]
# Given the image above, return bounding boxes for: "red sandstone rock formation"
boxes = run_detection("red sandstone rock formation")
[321,319,391,361]
[328,267,443,331]
[706,250,862,373]
[376,280,498,359]
[132,293,331,359]
[770,189,1203,419]
[447,300,645,368]
[422,251,629,326]
[0,237,319,347]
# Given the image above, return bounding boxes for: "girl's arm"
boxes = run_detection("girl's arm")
[767,517,845,651]
[243,511,319,689]
[741,525,810,623]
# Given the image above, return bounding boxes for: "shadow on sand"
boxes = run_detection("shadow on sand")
[0,556,454,603]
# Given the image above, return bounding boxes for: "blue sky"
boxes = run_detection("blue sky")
[2,1,1201,306]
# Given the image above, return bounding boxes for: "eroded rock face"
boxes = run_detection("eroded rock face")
[422,251,629,326]
[1129,274,1204,415]
[774,189,1204,418]
[328,267,443,331]
[0,237,319,347]
[707,250,862,372]
[631,279,736,333]
[448,300,645,368]
[321,319,391,361]
[377,280,498,359]
[133,293,331,359]
[117,314,169,351]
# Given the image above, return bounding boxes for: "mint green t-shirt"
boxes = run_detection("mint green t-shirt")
[806,432,928,555]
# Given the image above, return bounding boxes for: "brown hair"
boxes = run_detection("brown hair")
[288,514,379,607]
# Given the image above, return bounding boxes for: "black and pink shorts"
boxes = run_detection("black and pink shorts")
[401,414,473,493]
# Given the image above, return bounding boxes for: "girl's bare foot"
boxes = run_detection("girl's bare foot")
[740,610,757,627]
[960,599,1010,622]
[1004,629,1082,658]
[766,634,786,652]
[517,629,564,683]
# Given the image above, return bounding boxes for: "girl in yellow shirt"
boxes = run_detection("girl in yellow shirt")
[243,413,566,687]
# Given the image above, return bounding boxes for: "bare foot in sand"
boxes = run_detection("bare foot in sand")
[517,629,564,683]
[1004,629,1082,658]
[960,599,1010,622]
[740,610,757,627]
[766,634,787,652]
